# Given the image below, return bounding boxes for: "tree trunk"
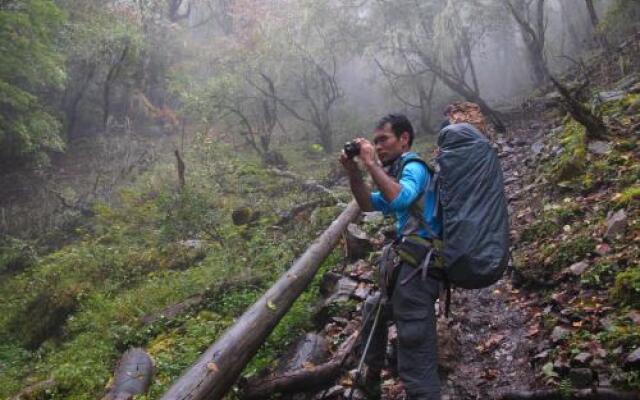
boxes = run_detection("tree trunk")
[103,44,130,131]
[67,63,96,139]
[174,150,186,189]
[549,75,608,140]
[159,202,361,400]
[585,0,599,28]
[584,0,610,49]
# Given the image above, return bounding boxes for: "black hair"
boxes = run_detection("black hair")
[376,113,415,147]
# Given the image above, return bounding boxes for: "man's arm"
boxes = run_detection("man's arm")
[340,152,374,211]
[347,169,375,211]
[365,161,401,202]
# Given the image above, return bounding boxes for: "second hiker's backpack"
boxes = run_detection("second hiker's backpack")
[434,123,509,289]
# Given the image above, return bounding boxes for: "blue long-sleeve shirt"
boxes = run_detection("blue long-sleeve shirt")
[370,152,442,239]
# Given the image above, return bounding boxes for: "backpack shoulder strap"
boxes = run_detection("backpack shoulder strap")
[395,155,440,239]
[395,156,433,181]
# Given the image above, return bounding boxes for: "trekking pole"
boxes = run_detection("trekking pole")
[348,297,385,400]
[318,295,382,400]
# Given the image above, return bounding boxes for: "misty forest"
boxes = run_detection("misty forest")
[1,0,640,399]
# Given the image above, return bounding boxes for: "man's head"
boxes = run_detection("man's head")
[373,114,414,165]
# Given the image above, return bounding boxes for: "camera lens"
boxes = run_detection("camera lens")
[344,141,360,159]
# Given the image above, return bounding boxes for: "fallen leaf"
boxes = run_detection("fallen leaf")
[526,325,540,338]
[266,300,277,311]
[476,334,505,353]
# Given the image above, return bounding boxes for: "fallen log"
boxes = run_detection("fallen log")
[159,201,361,400]
[498,388,640,400]
[11,378,56,400]
[277,198,337,225]
[268,168,341,201]
[241,331,359,399]
[140,294,204,325]
[102,348,154,400]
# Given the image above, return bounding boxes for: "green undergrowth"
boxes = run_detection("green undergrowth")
[0,136,348,399]
[515,87,640,390]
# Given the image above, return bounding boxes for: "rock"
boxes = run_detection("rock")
[314,385,344,399]
[531,141,544,155]
[551,326,570,343]
[628,310,640,325]
[595,243,611,256]
[598,90,626,103]
[601,316,615,330]
[615,74,639,91]
[343,388,365,400]
[553,358,571,375]
[345,223,373,261]
[504,176,518,185]
[232,207,253,225]
[274,333,330,374]
[605,209,627,240]
[362,211,384,224]
[544,91,562,108]
[501,144,515,154]
[333,277,358,300]
[568,260,590,276]
[353,282,371,300]
[572,352,593,366]
[587,140,611,155]
[569,368,595,388]
[627,97,640,114]
[625,347,640,369]
[314,277,358,327]
[330,316,349,326]
[533,350,550,362]
[179,239,204,249]
[319,272,342,296]
[515,138,528,147]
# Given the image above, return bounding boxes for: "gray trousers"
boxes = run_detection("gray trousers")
[362,262,441,400]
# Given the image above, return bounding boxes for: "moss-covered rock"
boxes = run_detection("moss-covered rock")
[611,266,640,306]
[550,119,587,184]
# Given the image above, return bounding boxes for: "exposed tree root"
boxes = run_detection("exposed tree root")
[240,331,358,400]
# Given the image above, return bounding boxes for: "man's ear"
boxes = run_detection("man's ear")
[400,132,411,147]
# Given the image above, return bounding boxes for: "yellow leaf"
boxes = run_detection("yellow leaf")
[267,299,277,311]
[207,362,219,373]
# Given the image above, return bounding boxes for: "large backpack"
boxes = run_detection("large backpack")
[432,122,509,289]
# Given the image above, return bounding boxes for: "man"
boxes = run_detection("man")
[340,114,442,400]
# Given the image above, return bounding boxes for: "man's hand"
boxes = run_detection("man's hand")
[339,140,374,212]
[339,150,359,175]
[353,138,376,167]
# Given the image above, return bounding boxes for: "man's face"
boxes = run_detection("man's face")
[373,123,409,164]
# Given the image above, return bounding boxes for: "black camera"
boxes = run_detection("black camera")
[343,141,360,159]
